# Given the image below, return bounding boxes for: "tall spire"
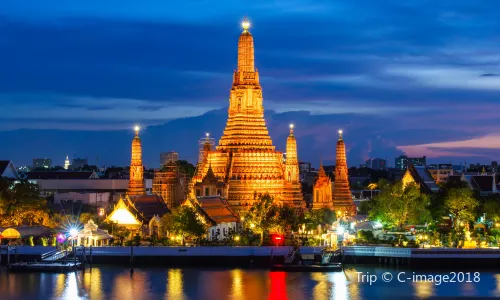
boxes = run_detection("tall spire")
[64,155,70,170]
[128,125,145,196]
[218,17,271,151]
[333,130,356,216]
[286,124,299,183]
[237,16,255,75]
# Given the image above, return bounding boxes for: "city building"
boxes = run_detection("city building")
[402,164,440,193]
[160,151,179,167]
[365,158,387,170]
[190,18,304,212]
[311,163,333,210]
[395,155,426,170]
[33,158,52,169]
[491,161,498,173]
[332,130,357,216]
[0,160,19,179]
[427,164,453,183]
[71,158,88,169]
[105,194,169,237]
[64,155,70,170]
[299,161,311,173]
[128,126,145,196]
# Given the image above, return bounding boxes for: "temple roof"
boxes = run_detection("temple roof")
[130,195,171,220]
[190,196,239,225]
[406,164,440,193]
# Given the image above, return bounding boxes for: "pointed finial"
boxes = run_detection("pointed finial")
[134,125,140,136]
[289,123,294,134]
[241,16,250,32]
[338,129,343,139]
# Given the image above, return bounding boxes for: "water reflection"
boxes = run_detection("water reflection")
[166,269,185,300]
[268,272,288,300]
[1,266,500,299]
[231,269,244,300]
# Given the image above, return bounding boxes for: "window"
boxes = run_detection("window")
[205,187,209,196]
[196,189,201,197]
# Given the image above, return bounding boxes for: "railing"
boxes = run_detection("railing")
[42,249,68,261]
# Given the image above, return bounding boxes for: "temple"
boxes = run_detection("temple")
[128,126,145,196]
[191,18,304,211]
[311,162,333,209]
[332,130,357,216]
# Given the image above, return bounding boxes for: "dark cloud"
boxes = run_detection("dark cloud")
[0,1,499,165]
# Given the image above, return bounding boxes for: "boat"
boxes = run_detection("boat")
[8,261,83,273]
[271,247,343,272]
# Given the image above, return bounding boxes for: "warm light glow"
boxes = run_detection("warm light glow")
[241,18,250,30]
[289,124,294,129]
[108,208,141,225]
[205,132,210,137]
[134,125,140,133]
[338,129,343,135]
[234,236,240,241]
[250,223,255,228]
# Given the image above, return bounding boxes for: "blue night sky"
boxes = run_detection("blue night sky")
[1,1,499,168]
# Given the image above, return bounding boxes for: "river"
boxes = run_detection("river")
[0,265,498,299]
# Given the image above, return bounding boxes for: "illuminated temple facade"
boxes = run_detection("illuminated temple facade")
[332,130,357,216]
[128,126,145,196]
[191,19,304,211]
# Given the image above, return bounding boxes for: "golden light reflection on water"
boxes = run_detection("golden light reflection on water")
[166,269,186,300]
[82,268,102,299]
[111,270,147,300]
[494,274,500,297]
[413,281,434,299]
[311,273,331,300]
[231,269,244,300]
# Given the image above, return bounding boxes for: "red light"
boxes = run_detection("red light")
[274,236,282,240]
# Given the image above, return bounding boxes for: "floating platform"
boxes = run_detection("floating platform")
[271,263,343,272]
[8,261,83,273]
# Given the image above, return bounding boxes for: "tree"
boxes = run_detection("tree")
[270,204,300,235]
[302,208,336,231]
[369,181,431,230]
[445,188,479,229]
[0,178,51,227]
[243,193,276,246]
[161,206,205,245]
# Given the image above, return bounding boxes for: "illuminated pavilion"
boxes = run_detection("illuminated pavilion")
[128,125,145,196]
[191,18,304,212]
[332,130,357,216]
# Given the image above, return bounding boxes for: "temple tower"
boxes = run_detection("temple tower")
[332,130,356,216]
[128,126,145,196]
[191,18,305,211]
[283,124,305,207]
[312,162,333,209]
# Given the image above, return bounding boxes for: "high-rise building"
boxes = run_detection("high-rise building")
[299,161,311,173]
[128,126,145,196]
[71,158,88,169]
[64,155,70,170]
[33,158,52,169]
[160,151,179,168]
[492,161,498,173]
[395,155,426,170]
[332,130,356,216]
[190,18,304,211]
[365,158,387,170]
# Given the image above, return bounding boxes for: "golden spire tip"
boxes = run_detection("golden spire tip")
[134,125,140,134]
[241,16,250,31]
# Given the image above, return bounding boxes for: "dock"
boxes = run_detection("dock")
[8,261,83,272]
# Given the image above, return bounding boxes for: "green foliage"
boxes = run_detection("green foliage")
[483,197,500,222]
[0,178,51,227]
[445,188,479,228]
[301,208,336,231]
[369,180,431,230]
[79,213,98,225]
[133,234,141,246]
[243,193,277,246]
[161,206,206,244]
[110,224,130,246]
[176,160,196,178]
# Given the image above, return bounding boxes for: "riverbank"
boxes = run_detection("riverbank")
[2,245,500,268]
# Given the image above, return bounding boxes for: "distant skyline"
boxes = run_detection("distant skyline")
[1,1,499,167]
